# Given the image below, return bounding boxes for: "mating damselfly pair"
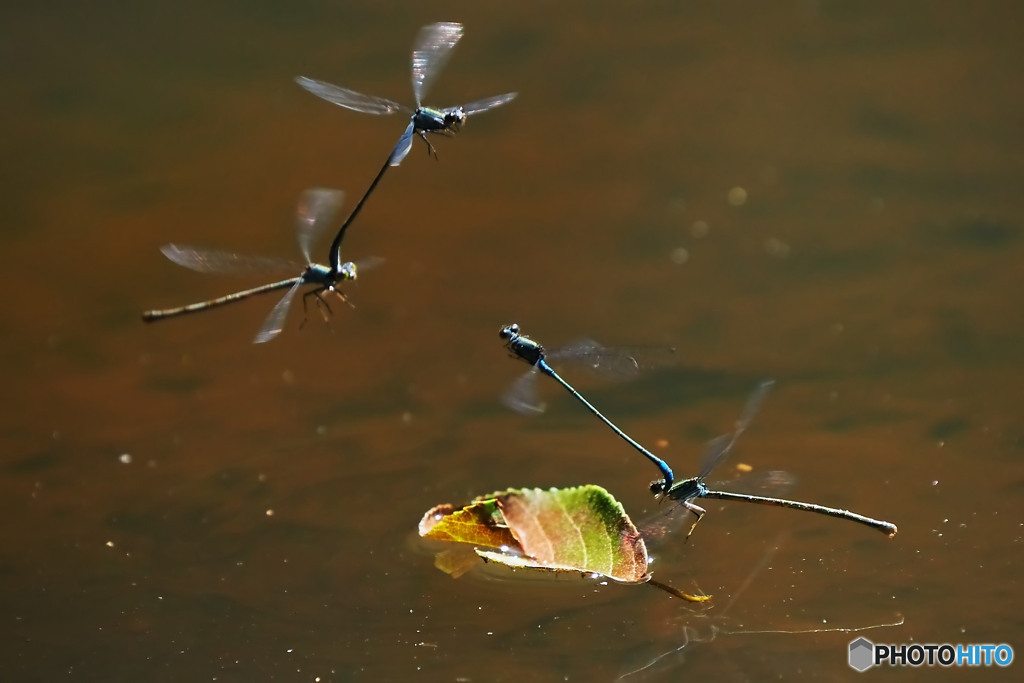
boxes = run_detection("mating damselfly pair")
[499,323,898,539]
[142,22,515,343]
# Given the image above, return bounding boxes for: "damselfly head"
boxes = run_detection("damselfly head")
[499,323,520,342]
[444,107,466,131]
[338,262,358,281]
[650,479,671,496]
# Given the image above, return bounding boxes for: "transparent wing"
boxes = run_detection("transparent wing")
[725,470,796,497]
[253,279,304,344]
[696,434,736,481]
[502,341,675,416]
[501,368,547,415]
[388,121,416,166]
[411,22,463,107]
[294,76,406,115]
[545,340,644,381]
[637,497,696,543]
[697,380,774,479]
[351,255,386,274]
[334,256,386,283]
[295,188,344,264]
[159,244,296,275]
[459,92,518,116]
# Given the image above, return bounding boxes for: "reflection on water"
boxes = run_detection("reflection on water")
[2,1,1023,680]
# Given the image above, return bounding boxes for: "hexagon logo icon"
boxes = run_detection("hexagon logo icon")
[849,637,875,672]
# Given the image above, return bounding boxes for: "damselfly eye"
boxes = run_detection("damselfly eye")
[445,109,465,126]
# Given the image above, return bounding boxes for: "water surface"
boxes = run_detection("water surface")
[2,1,1022,680]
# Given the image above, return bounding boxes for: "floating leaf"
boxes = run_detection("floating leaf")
[421,485,646,582]
[420,485,710,603]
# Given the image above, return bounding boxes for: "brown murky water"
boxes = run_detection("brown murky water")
[2,1,1022,680]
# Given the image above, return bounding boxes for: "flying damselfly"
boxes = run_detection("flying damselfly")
[142,188,381,344]
[296,22,517,166]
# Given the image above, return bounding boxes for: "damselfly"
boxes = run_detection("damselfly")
[142,188,381,344]
[296,22,517,166]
